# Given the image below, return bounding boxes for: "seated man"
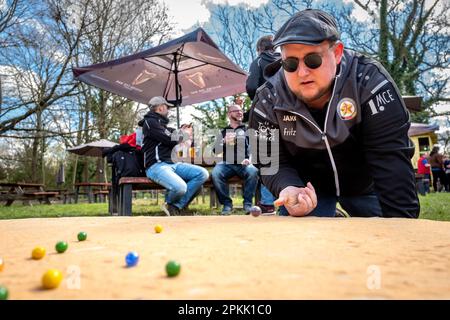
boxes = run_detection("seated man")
[212,104,259,215]
[138,96,209,216]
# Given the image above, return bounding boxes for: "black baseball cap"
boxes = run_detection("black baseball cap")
[273,9,340,47]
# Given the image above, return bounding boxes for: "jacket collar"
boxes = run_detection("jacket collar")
[225,124,246,130]
[146,111,169,125]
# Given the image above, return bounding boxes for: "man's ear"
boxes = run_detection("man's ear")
[334,42,344,64]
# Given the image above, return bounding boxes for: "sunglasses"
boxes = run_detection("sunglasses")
[281,53,323,72]
[281,42,338,72]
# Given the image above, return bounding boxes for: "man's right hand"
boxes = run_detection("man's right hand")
[274,183,317,217]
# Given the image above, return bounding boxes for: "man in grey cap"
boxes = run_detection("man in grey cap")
[249,9,419,218]
[138,96,209,216]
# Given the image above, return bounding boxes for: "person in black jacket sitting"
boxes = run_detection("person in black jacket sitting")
[138,96,209,216]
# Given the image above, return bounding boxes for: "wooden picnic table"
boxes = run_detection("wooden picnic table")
[0,182,59,206]
[74,182,111,204]
[45,189,75,204]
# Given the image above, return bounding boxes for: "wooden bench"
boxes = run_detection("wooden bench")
[74,182,111,204]
[114,176,252,216]
[46,189,75,204]
[93,190,109,203]
[0,191,59,205]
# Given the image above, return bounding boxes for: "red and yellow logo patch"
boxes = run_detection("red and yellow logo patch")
[337,98,357,120]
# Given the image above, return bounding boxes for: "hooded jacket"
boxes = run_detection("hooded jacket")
[138,111,181,168]
[249,49,420,218]
[246,51,281,100]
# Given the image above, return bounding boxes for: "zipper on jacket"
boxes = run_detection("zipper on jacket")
[144,149,146,168]
[155,143,161,163]
[274,74,341,196]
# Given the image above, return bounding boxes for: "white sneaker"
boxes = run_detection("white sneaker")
[161,203,171,216]
[261,211,276,216]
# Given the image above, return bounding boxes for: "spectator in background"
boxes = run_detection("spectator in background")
[212,104,259,215]
[245,35,281,214]
[139,96,209,216]
[417,152,431,194]
[246,35,281,100]
[429,146,446,192]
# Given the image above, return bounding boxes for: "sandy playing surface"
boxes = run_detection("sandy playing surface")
[0,215,449,300]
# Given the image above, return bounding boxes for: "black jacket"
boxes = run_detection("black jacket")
[138,111,182,168]
[249,49,420,218]
[246,51,281,100]
[213,124,251,164]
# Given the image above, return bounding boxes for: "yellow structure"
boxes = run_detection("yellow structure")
[408,123,439,169]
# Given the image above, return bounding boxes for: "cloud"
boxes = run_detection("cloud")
[342,0,372,22]
[162,0,269,34]
[208,0,269,7]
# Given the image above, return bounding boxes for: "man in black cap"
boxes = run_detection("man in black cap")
[139,96,209,216]
[249,9,419,218]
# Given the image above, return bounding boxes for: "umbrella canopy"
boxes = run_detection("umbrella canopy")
[73,28,248,127]
[67,139,118,157]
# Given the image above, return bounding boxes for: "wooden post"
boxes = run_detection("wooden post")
[72,155,78,187]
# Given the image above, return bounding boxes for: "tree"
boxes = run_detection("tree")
[191,95,250,130]
[192,98,230,130]
[351,0,450,122]
[73,0,173,182]
[202,0,449,124]
[0,0,34,111]
[0,0,28,40]
[0,0,174,183]
[0,0,92,181]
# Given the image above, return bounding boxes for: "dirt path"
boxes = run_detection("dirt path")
[0,216,449,299]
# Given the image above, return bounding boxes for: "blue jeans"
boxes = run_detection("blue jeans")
[146,162,209,209]
[279,192,382,217]
[211,163,259,208]
[260,184,275,205]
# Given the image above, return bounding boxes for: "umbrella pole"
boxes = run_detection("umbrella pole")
[174,52,181,129]
[104,157,108,183]
[72,155,78,188]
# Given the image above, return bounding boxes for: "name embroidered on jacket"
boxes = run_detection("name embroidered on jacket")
[282,115,297,122]
[283,127,296,136]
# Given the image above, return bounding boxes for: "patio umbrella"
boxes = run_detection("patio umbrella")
[72,28,247,127]
[67,139,118,157]
[67,139,119,184]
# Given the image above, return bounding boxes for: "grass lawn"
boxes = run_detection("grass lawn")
[416,192,450,221]
[0,192,448,220]
[0,195,242,220]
